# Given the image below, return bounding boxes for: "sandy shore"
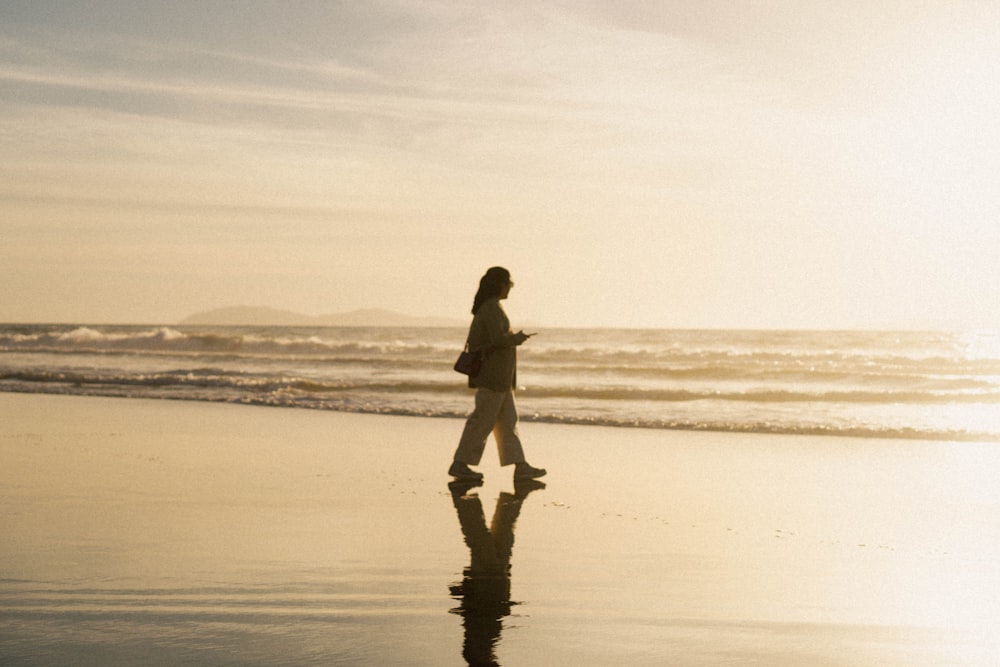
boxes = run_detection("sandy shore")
[2,393,999,665]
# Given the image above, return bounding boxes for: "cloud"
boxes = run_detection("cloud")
[3,1,1000,327]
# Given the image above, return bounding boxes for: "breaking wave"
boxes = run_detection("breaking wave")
[3,324,999,442]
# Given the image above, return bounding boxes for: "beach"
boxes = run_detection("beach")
[2,393,999,665]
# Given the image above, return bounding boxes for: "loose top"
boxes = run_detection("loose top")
[467,298,520,391]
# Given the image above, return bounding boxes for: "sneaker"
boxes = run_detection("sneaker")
[448,478,483,495]
[513,478,546,498]
[513,462,546,480]
[448,461,484,480]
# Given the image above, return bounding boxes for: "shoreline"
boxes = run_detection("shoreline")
[3,393,999,665]
[1,388,995,444]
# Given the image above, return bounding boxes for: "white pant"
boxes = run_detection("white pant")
[454,388,525,467]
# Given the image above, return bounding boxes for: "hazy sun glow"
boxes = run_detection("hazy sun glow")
[2,1,999,328]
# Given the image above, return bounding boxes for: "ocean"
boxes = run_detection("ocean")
[1,324,999,442]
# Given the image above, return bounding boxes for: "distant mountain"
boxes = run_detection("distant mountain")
[179,306,464,327]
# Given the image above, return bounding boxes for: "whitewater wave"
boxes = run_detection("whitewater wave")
[3,324,999,443]
[3,366,998,405]
[1,381,992,443]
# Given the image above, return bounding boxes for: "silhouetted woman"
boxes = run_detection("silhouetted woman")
[449,267,546,481]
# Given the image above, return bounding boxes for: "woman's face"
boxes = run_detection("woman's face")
[499,278,513,300]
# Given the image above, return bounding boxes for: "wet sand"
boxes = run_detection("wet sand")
[2,393,999,665]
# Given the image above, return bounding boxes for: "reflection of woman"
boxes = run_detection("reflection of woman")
[449,267,546,481]
[448,479,545,666]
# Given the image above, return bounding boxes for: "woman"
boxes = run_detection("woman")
[449,267,546,481]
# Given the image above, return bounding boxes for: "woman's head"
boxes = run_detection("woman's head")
[472,266,512,314]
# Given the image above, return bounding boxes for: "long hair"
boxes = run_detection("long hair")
[471,266,511,315]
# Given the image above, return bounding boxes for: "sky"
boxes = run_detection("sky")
[2,0,999,329]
